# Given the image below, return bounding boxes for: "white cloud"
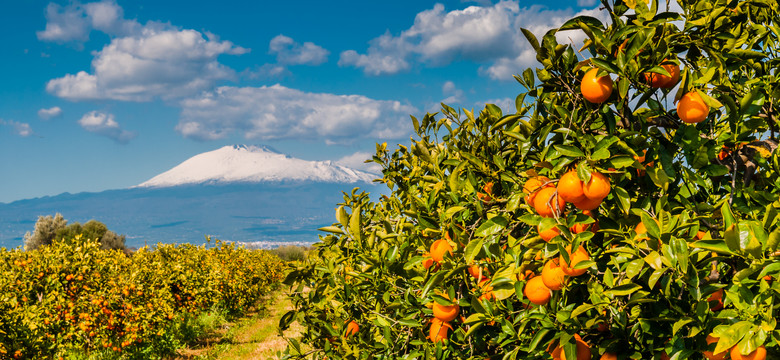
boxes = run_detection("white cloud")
[336,151,382,174]
[38,106,63,120]
[339,1,609,80]
[577,0,598,6]
[479,97,516,113]
[47,28,248,101]
[441,81,464,104]
[37,0,140,44]
[0,119,33,137]
[269,35,329,65]
[176,85,417,142]
[78,111,136,143]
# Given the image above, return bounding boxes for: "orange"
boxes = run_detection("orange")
[524,176,552,204]
[428,318,452,343]
[478,279,494,301]
[517,270,534,281]
[468,264,489,280]
[422,252,436,270]
[432,295,460,322]
[430,239,453,262]
[541,259,567,290]
[702,334,727,360]
[708,289,724,311]
[538,224,561,242]
[557,170,586,203]
[533,187,566,217]
[572,195,602,211]
[696,231,707,240]
[644,62,680,88]
[717,146,730,161]
[661,352,671,360]
[570,219,598,234]
[551,334,591,360]
[601,353,618,360]
[345,320,359,337]
[524,276,551,305]
[635,149,647,163]
[634,222,649,241]
[583,172,611,200]
[560,245,590,276]
[678,91,709,123]
[730,345,766,360]
[581,68,614,103]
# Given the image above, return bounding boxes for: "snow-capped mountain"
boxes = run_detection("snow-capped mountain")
[137,145,377,188]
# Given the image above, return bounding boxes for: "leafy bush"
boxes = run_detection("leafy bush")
[270,245,309,262]
[283,1,780,359]
[23,214,126,251]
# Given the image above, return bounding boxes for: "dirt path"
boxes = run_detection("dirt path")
[175,290,303,360]
[215,291,302,360]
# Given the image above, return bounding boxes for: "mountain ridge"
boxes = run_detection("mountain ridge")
[137,144,378,188]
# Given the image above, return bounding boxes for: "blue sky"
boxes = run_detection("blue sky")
[0,0,603,203]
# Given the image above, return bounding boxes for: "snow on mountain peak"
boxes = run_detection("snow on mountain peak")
[136,145,377,188]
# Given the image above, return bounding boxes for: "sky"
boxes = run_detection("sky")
[0,0,606,204]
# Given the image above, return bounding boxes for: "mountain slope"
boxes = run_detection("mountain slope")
[137,145,376,188]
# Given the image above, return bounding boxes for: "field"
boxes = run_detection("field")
[0,236,285,359]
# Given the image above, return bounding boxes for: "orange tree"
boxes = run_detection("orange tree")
[282,1,780,359]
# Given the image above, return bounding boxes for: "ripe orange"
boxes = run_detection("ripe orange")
[538,224,561,242]
[533,187,566,217]
[581,68,614,103]
[557,170,586,203]
[517,270,534,281]
[478,279,495,301]
[634,222,649,241]
[635,149,647,163]
[432,295,460,322]
[601,352,618,360]
[430,239,453,262]
[524,276,551,305]
[572,195,602,211]
[678,91,709,123]
[561,245,590,276]
[541,259,567,291]
[708,289,724,311]
[429,318,451,343]
[468,264,489,280]
[524,176,552,204]
[644,62,680,88]
[730,345,766,360]
[421,253,436,270]
[717,146,730,161]
[345,320,359,337]
[551,334,591,360]
[583,172,611,200]
[702,334,727,360]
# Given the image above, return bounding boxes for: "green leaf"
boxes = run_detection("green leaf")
[464,238,484,263]
[607,155,637,169]
[692,240,737,255]
[475,216,508,237]
[318,226,345,235]
[521,28,540,52]
[554,145,586,158]
[767,230,780,252]
[606,284,642,297]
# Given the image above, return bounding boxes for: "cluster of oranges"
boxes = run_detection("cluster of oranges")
[580,58,710,124]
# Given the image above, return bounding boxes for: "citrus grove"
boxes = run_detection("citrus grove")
[282,0,780,359]
[0,236,283,359]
